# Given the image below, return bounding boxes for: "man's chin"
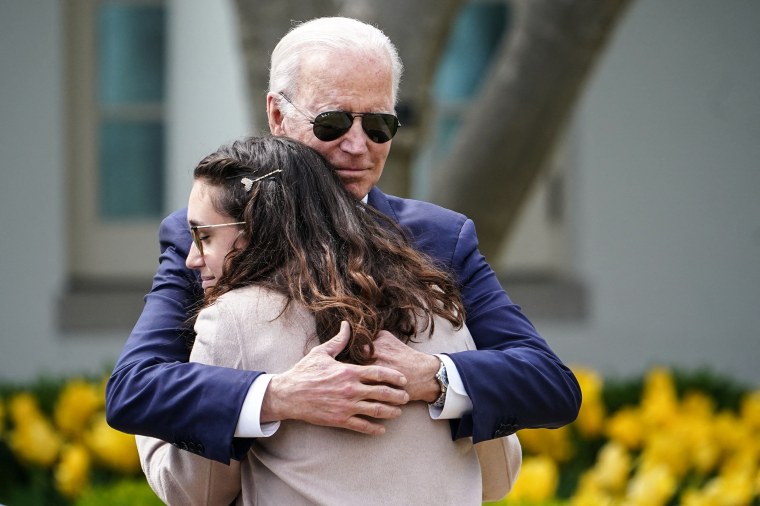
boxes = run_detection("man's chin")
[338,178,370,200]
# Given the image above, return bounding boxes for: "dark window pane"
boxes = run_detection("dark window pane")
[98,5,166,104]
[99,121,164,218]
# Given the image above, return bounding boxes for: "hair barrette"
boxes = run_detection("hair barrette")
[241,169,283,192]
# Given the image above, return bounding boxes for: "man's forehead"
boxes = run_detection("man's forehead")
[295,60,394,111]
[297,49,391,84]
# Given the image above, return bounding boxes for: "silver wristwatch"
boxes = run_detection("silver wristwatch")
[431,359,448,408]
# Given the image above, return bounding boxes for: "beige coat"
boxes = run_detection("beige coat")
[138,286,517,505]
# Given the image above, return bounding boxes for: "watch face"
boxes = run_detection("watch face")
[436,361,448,390]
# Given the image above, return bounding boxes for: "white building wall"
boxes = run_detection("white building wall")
[542,0,760,385]
[0,0,101,380]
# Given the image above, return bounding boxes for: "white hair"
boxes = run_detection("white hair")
[269,17,404,108]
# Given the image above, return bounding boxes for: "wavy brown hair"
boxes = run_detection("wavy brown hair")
[194,136,464,364]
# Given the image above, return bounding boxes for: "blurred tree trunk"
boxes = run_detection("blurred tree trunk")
[233,0,632,258]
[431,0,632,258]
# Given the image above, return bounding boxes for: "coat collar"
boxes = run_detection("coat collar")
[367,187,396,221]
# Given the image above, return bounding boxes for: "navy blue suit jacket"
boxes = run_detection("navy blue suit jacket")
[106,187,581,464]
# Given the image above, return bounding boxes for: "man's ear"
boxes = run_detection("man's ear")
[267,93,286,135]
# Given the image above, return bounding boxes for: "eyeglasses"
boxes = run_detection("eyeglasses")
[279,93,400,144]
[189,222,245,256]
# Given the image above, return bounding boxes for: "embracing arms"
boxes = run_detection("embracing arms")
[106,210,408,464]
[108,203,581,463]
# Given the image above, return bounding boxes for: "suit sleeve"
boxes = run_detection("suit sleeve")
[445,219,582,443]
[105,210,260,464]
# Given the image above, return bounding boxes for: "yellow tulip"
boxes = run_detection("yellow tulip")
[741,389,760,431]
[0,397,5,437]
[640,367,679,429]
[85,414,140,474]
[589,442,632,493]
[689,422,722,476]
[681,391,715,419]
[720,448,758,480]
[55,443,91,499]
[639,430,690,478]
[9,414,62,467]
[8,392,42,423]
[714,412,752,454]
[570,482,616,506]
[606,407,644,450]
[516,425,573,462]
[504,455,558,502]
[574,366,607,438]
[696,473,755,506]
[623,464,677,506]
[679,488,715,506]
[54,379,103,438]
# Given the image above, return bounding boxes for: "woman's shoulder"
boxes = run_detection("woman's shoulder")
[213,285,315,326]
[215,285,287,313]
[202,286,314,355]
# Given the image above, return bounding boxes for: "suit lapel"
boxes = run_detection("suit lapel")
[367,187,399,223]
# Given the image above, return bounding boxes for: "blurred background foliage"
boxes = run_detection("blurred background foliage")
[1,366,757,505]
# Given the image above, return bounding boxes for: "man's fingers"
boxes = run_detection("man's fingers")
[263,327,413,430]
[358,400,404,420]
[317,321,351,358]
[358,364,407,390]
[358,379,409,405]
[338,401,404,435]
[341,416,387,436]
[322,365,408,404]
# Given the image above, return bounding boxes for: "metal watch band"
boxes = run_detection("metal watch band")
[431,359,448,408]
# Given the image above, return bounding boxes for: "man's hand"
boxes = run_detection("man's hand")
[371,331,442,403]
[261,322,410,435]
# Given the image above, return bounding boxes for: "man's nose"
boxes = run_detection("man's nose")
[339,117,369,154]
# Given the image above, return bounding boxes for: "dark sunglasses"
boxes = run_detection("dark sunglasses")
[279,93,400,144]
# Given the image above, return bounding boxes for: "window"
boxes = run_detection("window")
[66,0,167,282]
[98,3,166,219]
[61,0,167,330]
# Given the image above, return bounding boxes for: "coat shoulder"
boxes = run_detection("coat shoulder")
[381,192,468,233]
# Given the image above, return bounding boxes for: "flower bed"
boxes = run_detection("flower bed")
[0,374,159,505]
[500,366,760,505]
[1,366,758,505]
